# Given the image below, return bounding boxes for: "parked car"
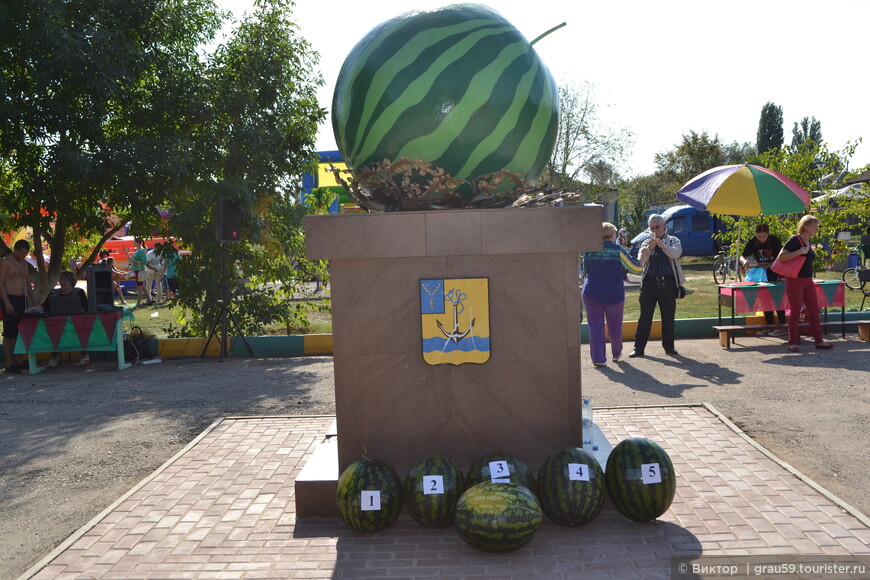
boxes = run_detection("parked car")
[630,205,728,258]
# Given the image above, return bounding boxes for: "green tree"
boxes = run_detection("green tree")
[543,81,632,192]
[0,0,221,299]
[618,173,672,235]
[791,116,823,151]
[756,101,784,155]
[168,0,326,337]
[655,131,727,187]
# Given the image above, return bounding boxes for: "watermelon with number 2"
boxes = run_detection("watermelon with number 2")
[336,457,403,532]
[404,456,464,528]
[536,447,605,526]
[605,438,676,522]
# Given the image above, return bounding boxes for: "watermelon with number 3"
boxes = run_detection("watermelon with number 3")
[604,438,676,522]
[466,452,535,491]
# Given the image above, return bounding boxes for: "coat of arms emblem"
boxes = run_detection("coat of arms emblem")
[420,278,490,366]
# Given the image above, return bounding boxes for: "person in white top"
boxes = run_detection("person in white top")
[143,246,165,304]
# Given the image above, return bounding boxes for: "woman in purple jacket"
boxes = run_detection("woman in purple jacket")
[582,222,643,366]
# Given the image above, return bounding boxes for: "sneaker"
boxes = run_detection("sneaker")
[47,357,60,369]
[593,362,606,367]
[612,356,621,362]
[770,328,788,337]
[814,342,834,350]
[755,329,770,337]
[74,356,90,367]
[788,345,800,353]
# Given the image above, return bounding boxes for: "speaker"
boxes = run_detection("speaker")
[87,265,115,313]
[215,198,242,242]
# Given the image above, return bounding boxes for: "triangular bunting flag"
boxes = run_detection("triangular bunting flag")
[44,316,72,350]
[97,312,120,343]
[71,315,96,349]
[740,286,760,312]
[819,282,839,307]
[17,318,41,352]
[87,319,111,349]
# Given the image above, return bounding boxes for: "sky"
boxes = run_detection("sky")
[217,0,870,178]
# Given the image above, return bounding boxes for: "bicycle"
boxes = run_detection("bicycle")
[842,245,868,290]
[712,245,742,285]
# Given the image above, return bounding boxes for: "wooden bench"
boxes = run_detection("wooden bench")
[712,320,870,349]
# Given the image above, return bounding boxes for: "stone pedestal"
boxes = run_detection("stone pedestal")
[297,206,603,516]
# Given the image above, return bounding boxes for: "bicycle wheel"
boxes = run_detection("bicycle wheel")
[843,267,862,290]
[713,257,728,285]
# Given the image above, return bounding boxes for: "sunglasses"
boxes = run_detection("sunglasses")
[650,225,663,230]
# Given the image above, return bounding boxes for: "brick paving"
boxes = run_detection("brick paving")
[25,407,870,579]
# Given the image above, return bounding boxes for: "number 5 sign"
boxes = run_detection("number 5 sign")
[641,463,662,484]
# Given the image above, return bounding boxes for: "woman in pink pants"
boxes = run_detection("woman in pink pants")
[777,215,833,352]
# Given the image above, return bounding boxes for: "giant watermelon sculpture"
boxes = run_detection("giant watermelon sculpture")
[605,438,676,523]
[332,3,559,209]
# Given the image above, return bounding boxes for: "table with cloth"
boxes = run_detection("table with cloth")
[717,280,845,330]
[14,310,135,374]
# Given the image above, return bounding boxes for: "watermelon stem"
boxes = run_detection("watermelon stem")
[530,22,566,46]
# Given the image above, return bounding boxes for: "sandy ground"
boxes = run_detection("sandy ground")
[1,334,868,578]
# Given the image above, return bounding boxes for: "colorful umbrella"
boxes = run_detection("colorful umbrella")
[676,164,810,217]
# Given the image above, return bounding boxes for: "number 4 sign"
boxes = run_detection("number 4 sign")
[641,463,662,484]
[567,463,590,481]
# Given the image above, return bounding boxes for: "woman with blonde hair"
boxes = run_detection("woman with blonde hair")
[776,215,833,352]
[582,222,642,366]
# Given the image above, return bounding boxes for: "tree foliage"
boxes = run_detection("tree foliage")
[543,81,632,192]
[756,101,784,155]
[0,0,222,299]
[791,116,823,151]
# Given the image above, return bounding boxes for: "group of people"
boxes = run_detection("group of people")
[582,213,834,366]
[122,238,179,308]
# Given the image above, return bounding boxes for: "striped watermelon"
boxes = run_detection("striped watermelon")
[336,457,403,532]
[536,447,605,526]
[604,438,676,522]
[331,3,559,201]
[404,456,465,528]
[466,452,535,491]
[454,482,543,552]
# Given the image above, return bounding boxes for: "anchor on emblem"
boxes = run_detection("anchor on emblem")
[437,289,475,343]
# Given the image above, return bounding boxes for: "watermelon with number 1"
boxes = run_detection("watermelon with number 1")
[604,438,676,522]
[332,3,559,201]
[404,456,465,528]
[336,457,403,532]
[536,447,605,526]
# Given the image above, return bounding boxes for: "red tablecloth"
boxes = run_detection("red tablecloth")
[14,312,123,353]
[718,280,845,315]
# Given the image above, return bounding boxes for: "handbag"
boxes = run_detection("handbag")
[676,285,687,299]
[745,267,767,283]
[770,236,806,279]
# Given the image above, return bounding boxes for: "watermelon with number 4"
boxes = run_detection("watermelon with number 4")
[332,3,559,202]
[466,452,535,491]
[536,447,605,526]
[336,457,403,532]
[404,456,465,528]
[454,482,543,552]
[605,438,676,522]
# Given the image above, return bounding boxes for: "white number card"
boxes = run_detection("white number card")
[489,461,511,482]
[360,490,381,510]
[641,463,662,484]
[567,463,590,481]
[422,475,444,495]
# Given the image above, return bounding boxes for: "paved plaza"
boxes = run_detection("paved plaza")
[23,406,870,579]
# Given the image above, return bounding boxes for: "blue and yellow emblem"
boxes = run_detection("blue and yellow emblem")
[420,278,490,366]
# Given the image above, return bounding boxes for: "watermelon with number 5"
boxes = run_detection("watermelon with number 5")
[336,457,403,532]
[536,447,605,526]
[466,452,535,491]
[404,456,465,528]
[331,3,559,202]
[604,438,676,522]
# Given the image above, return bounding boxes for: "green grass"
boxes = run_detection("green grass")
[126,256,866,339]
